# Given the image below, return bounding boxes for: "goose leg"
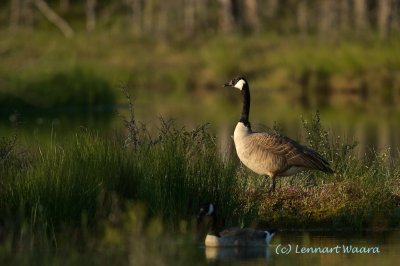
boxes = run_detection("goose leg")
[267,175,276,193]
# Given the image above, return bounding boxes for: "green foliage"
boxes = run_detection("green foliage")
[0,135,16,163]
[301,111,358,179]
[0,131,29,170]
[1,109,399,232]
[1,108,400,262]
[0,68,116,115]
[1,32,400,118]
[0,120,258,233]
[257,111,400,229]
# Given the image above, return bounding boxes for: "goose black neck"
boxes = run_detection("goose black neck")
[239,84,250,127]
[209,212,219,236]
[209,212,225,237]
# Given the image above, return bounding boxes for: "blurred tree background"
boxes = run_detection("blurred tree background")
[3,0,400,38]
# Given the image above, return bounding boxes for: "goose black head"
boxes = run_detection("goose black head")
[264,229,278,243]
[224,77,248,91]
[198,203,215,218]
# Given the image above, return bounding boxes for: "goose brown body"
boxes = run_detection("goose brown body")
[225,77,333,191]
[234,123,332,178]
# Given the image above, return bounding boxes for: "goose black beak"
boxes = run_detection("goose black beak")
[224,82,232,87]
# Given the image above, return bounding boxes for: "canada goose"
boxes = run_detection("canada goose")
[197,203,276,247]
[224,77,333,192]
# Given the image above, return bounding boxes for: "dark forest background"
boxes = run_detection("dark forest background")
[2,0,400,38]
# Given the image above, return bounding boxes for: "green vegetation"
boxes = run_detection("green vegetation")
[1,109,400,263]
[0,119,254,230]
[1,31,400,119]
[1,1,400,264]
[0,114,253,264]
[261,113,400,229]
[0,67,116,115]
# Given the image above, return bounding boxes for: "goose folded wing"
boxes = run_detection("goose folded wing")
[219,228,266,240]
[248,133,332,172]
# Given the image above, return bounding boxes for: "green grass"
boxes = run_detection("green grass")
[0,120,258,230]
[0,115,259,264]
[1,111,399,230]
[257,112,400,229]
[1,109,400,263]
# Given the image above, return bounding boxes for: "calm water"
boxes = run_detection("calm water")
[4,109,400,161]
[196,231,399,266]
[3,86,400,161]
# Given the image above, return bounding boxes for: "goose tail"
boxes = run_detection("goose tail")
[303,147,334,174]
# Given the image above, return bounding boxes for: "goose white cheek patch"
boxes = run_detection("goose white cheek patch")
[234,79,246,90]
[265,231,274,242]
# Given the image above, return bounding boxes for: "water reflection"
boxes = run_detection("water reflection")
[204,246,271,262]
[1,112,116,146]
